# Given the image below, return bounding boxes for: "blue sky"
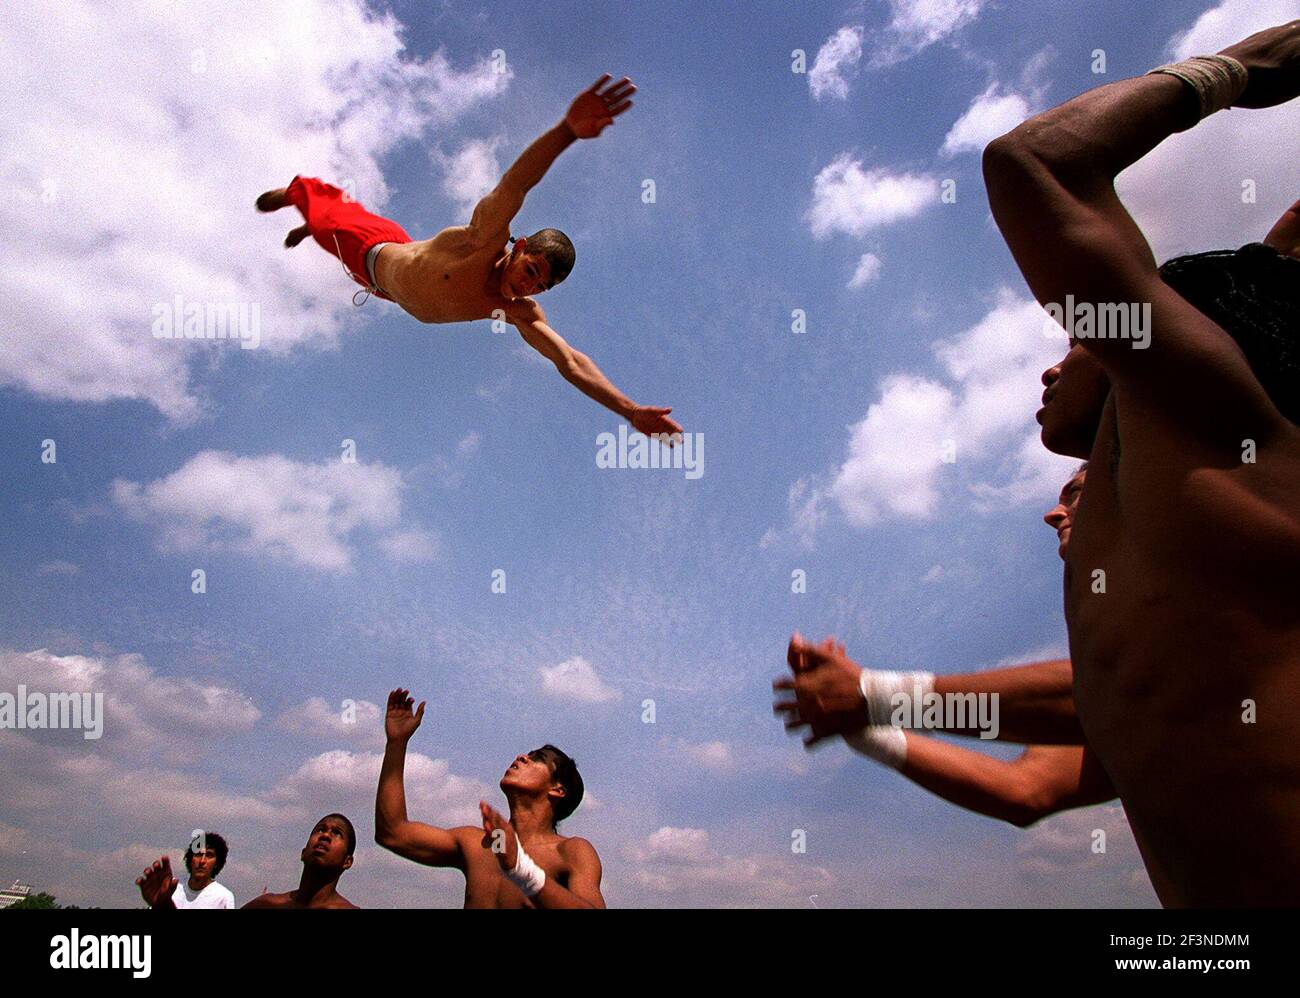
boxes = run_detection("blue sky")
[1,0,1296,907]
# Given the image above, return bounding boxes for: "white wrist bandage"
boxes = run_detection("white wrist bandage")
[506,846,546,897]
[843,725,908,770]
[1146,55,1248,119]
[858,669,935,727]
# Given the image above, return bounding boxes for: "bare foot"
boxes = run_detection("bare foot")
[284,224,311,248]
[257,187,289,212]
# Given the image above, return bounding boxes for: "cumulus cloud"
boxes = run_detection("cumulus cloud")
[809,26,865,100]
[277,696,385,749]
[434,136,504,215]
[679,740,737,775]
[872,0,989,67]
[623,827,833,907]
[539,656,621,704]
[112,450,432,571]
[1118,0,1300,260]
[0,0,511,419]
[941,84,1034,157]
[772,290,1076,544]
[847,251,883,288]
[807,155,939,239]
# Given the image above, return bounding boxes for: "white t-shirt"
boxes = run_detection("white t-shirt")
[171,880,235,909]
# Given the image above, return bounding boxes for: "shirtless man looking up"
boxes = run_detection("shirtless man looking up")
[376,688,605,908]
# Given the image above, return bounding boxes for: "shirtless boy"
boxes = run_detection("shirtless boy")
[375,688,604,908]
[257,75,681,440]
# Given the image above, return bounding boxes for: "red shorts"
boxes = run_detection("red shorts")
[285,176,412,300]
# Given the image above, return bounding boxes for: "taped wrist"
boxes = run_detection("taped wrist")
[506,845,546,897]
[843,725,908,770]
[858,669,935,727]
[1146,55,1248,119]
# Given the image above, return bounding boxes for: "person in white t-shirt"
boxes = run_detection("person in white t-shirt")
[135,830,234,909]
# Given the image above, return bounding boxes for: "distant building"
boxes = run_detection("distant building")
[0,881,33,908]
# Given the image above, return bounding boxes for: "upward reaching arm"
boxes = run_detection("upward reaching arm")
[983,22,1300,422]
[468,75,636,242]
[510,299,683,438]
[374,688,465,869]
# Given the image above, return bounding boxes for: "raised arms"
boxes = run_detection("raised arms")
[468,75,636,242]
[374,688,465,869]
[983,22,1300,424]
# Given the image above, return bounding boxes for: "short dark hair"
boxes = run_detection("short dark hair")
[524,228,575,288]
[319,813,357,856]
[184,830,228,878]
[532,745,584,823]
[1158,243,1300,423]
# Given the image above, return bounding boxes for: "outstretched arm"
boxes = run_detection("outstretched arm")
[469,75,636,242]
[374,688,465,869]
[511,301,683,438]
[774,634,1084,745]
[866,735,1116,827]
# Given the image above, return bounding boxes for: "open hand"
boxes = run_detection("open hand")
[480,801,518,871]
[565,74,636,139]
[630,405,684,442]
[135,856,177,908]
[1220,20,1300,108]
[385,688,425,743]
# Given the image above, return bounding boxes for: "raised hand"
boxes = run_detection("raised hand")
[773,633,871,746]
[479,800,518,871]
[630,405,684,442]
[1219,20,1300,108]
[385,687,426,743]
[135,856,177,908]
[565,74,636,139]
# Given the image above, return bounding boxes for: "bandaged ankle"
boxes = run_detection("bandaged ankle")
[843,725,908,770]
[858,669,935,727]
[1146,55,1248,119]
[506,845,546,897]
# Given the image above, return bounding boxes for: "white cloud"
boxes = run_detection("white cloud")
[0,647,260,764]
[941,83,1033,157]
[680,740,736,775]
[538,656,621,704]
[774,290,1077,543]
[435,137,504,215]
[847,252,883,288]
[809,26,865,100]
[377,528,440,563]
[0,0,511,419]
[112,450,431,571]
[807,154,939,239]
[1167,0,1299,58]
[277,696,385,749]
[872,0,989,67]
[1118,0,1300,261]
[623,827,834,907]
